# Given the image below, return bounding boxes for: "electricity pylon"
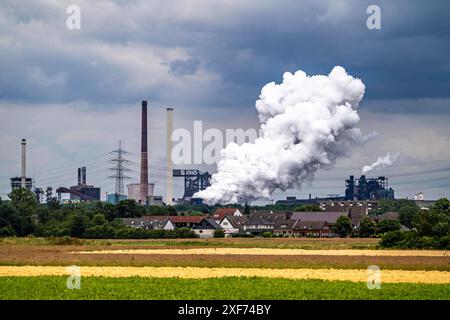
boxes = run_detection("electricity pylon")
[108,140,132,204]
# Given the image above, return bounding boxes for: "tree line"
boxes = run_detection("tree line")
[1,189,449,248]
[0,189,194,239]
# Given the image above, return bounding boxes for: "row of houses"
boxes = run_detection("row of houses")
[220,210,358,237]
[121,215,222,238]
[121,203,393,238]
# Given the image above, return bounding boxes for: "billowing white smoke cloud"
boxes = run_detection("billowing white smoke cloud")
[195,66,367,204]
[362,152,400,175]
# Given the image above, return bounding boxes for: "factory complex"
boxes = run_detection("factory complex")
[8,100,398,208]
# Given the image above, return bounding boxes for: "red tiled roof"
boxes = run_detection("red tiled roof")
[169,216,205,223]
[212,208,239,221]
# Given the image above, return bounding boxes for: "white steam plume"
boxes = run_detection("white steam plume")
[362,152,400,175]
[195,66,367,204]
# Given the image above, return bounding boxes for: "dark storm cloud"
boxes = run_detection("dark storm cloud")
[183,0,450,105]
[1,0,450,201]
[0,0,449,111]
[168,57,200,77]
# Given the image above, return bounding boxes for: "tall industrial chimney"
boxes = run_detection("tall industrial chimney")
[166,108,174,205]
[77,168,82,186]
[82,167,86,186]
[21,138,26,189]
[140,100,149,205]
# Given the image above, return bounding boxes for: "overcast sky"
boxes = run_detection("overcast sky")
[1,0,449,202]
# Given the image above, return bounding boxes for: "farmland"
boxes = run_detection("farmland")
[0,237,449,300]
[1,277,449,300]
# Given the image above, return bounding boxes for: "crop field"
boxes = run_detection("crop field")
[0,237,449,300]
[1,276,449,300]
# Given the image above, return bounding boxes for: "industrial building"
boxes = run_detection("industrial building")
[55,167,101,202]
[148,195,163,206]
[69,167,101,200]
[173,169,211,202]
[277,175,395,205]
[106,193,127,204]
[127,182,154,204]
[10,177,32,192]
[345,175,394,200]
[10,139,32,192]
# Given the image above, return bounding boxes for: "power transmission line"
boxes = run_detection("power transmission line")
[108,140,132,203]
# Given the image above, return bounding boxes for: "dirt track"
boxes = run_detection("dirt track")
[1,245,449,271]
[77,248,450,257]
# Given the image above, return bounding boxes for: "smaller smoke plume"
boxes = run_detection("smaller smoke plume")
[362,152,400,174]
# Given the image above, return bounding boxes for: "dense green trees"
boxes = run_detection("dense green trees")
[244,203,250,215]
[2,190,449,247]
[293,204,322,212]
[0,189,36,236]
[371,199,420,228]
[332,216,353,237]
[380,198,450,249]
[376,219,401,234]
[0,191,195,239]
[358,216,377,237]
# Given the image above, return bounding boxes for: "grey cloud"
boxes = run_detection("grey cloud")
[1,0,450,108]
[0,0,450,200]
[362,98,450,114]
[168,57,200,77]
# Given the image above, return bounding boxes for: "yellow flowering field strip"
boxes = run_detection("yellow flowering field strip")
[74,248,450,257]
[0,266,449,284]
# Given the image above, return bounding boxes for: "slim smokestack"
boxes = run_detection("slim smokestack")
[78,168,82,186]
[82,167,86,185]
[140,100,149,205]
[21,138,26,189]
[166,108,174,205]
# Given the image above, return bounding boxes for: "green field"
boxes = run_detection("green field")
[1,276,449,300]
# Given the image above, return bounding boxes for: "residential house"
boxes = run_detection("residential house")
[243,218,274,236]
[220,215,248,236]
[291,211,347,226]
[121,216,175,230]
[273,219,297,237]
[347,206,368,227]
[211,208,243,224]
[193,218,222,238]
[169,216,205,229]
[240,211,292,236]
[319,200,378,213]
[293,221,331,237]
[249,211,292,222]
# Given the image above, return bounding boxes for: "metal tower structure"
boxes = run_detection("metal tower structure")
[45,187,53,204]
[173,169,211,199]
[108,140,132,203]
